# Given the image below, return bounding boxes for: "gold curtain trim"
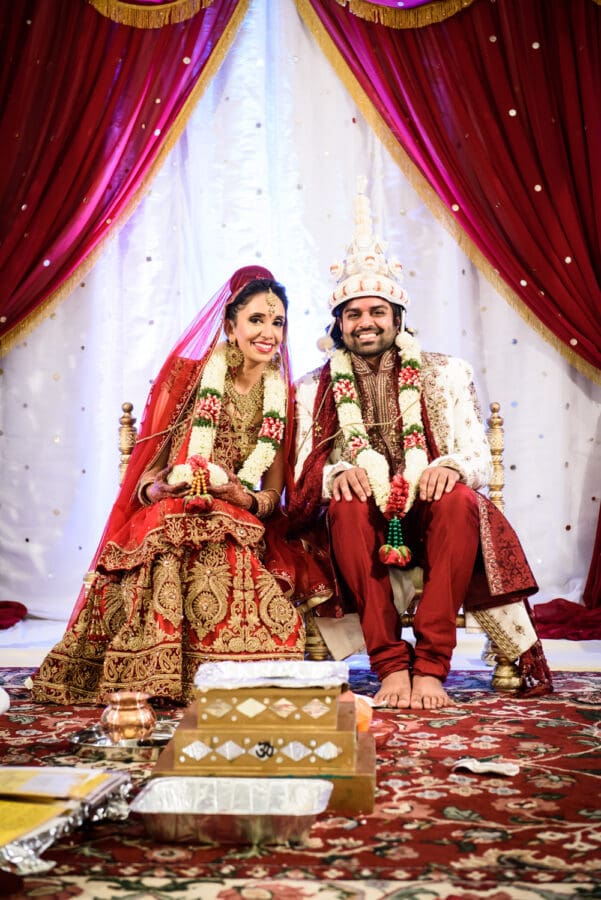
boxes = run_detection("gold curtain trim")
[0,0,251,358]
[336,0,476,28]
[87,0,212,28]
[294,0,600,386]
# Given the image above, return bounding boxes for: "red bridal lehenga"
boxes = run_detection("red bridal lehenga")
[31,370,324,704]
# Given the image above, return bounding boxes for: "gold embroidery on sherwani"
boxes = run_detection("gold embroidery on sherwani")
[351,348,404,471]
[418,351,492,487]
[184,542,231,639]
[470,609,521,660]
[421,352,452,453]
[478,497,502,594]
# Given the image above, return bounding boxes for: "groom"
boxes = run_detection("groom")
[290,182,552,708]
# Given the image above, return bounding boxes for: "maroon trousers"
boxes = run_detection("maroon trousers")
[328,483,480,681]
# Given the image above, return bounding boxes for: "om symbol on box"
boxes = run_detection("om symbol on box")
[254,741,276,759]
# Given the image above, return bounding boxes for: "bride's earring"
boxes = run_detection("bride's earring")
[226,339,244,369]
[268,351,282,371]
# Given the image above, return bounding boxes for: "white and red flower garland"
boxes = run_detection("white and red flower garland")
[330,330,428,566]
[168,342,287,495]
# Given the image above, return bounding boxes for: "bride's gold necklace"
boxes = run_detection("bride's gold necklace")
[224,372,264,459]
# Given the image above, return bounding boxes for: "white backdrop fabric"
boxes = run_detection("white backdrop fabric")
[1,0,599,622]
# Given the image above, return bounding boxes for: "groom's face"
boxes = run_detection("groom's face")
[339,296,398,361]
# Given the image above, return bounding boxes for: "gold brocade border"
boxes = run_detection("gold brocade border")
[0,0,251,358]
[87,0,212,28]
[295,0,601,385]
[335,0,476,28]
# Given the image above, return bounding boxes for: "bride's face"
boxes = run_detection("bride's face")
[226,292,286,368]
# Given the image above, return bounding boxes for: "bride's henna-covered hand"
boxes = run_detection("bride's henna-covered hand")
[145,466,190,504]
[209,468,254,510]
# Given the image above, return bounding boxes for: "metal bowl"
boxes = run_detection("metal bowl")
[129,776,333,845]
[70,720,176,762]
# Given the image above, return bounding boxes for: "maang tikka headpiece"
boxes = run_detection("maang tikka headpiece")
[318,176,410,356]
[266,288,277,315]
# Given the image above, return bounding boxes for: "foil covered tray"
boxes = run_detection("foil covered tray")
[130,776,333,846]
[194,659,350,690]
[0,769,131,876]
[70,720,176,762]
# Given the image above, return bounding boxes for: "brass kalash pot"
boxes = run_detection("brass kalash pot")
[100,691,156,743]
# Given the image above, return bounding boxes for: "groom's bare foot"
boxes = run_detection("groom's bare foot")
[411,674,455,709]
[373,669,412,708]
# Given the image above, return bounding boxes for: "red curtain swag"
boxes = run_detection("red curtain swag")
[298,0,601,382]
[88,0,215,28]
[0,0,247,355]
[334,0,478,28]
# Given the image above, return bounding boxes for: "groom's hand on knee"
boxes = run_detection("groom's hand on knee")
[333,467,372,502]
[419,466,459,502]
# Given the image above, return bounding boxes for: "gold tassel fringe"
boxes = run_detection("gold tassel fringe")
[336,0,476,28]
[295,0,600,386]
[0,0,251,358]
[87,0,212,29]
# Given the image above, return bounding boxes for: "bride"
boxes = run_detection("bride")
[32,266,328,704]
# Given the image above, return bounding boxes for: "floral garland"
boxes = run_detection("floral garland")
[168,342,287,501]
[330,330,428,567]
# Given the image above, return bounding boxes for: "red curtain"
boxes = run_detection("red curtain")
[0,0,246,354]
[300,0,601,379]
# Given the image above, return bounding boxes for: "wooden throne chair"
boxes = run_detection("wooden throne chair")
[115,401,522,692]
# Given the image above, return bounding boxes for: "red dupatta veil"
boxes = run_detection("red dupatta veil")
[68,265,295,626]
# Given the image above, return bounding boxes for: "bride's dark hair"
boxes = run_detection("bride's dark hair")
[225,278,288,323]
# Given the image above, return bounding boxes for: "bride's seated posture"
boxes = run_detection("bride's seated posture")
[32,266,327,704]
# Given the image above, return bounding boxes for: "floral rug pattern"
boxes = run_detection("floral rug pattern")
[0,668,600,899]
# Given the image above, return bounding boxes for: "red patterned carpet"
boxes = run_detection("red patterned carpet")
[0,667,600,900]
